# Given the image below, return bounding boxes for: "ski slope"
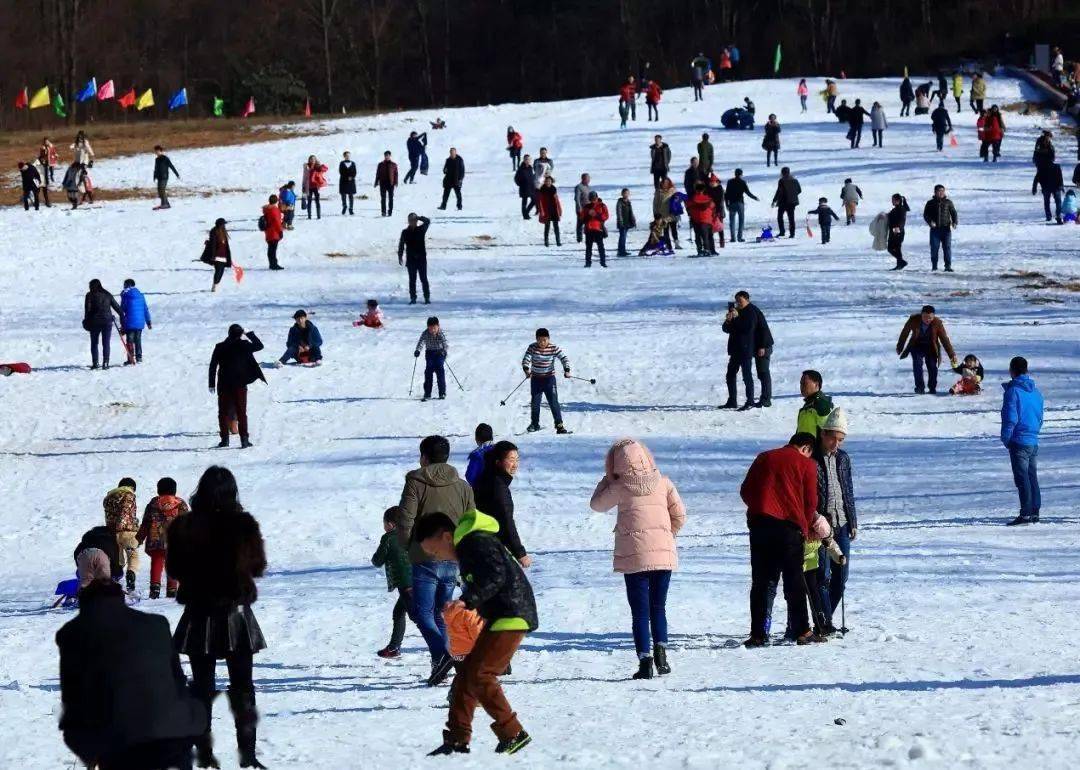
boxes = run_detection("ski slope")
[1,74,1079,768]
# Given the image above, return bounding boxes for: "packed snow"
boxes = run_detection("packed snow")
[1,74,1079,768]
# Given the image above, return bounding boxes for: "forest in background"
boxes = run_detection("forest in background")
[0,0,1076,125]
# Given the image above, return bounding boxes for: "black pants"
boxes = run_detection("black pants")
[972,98,984,112]
[544,220,561,246]
[405,158,418,183]
[726,355,754,404]
[306,188,321,218]
[872,129,883,146]
[188,651,255,755]
[424,351,446,398]
[935,131,946,151]
[22,188,39,210]
[510,148,521,169]
[666,219,680,246]
[755,348,772,404]
[575,216,584,242]
[389,589,411,649]
[647,102,659,121]
[440,184,462,209]
[97,737,195,770]
[765,149,778,166]
[407,258,430,302]
[777,205,795,236]
[888,230,905,265]
[692,82,703,101]
[584,231,606,266]
[900,100,911,116]
[213,263,227,286]
[693,222,714,254]
[849,125,862,148]
[341,192,354,215]
[652,171,666,190]
[380,186,394,216]
[89,325,112,367]
[749,516,809,639]
[267,239,280,268]
[125,329,143,361]
[520,194,535,219]
[803,568,827,633]
[820,220,832,244]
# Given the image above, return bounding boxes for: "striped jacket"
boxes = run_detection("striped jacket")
[415,329,448,355]
[522,342,570,376]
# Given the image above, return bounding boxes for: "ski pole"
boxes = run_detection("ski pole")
[568,375,597,384]
[408,356,418,396]
[841,593,846,636]
[445,362,465,391]
[499,376,529,406]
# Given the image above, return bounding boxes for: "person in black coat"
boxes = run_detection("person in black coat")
[405,131,427,184]
[887,193,911,270]
[19,160,41,210]
[472,441,530,567]
[931,103,952,151]
[514,156,537,219]
[1032,162,1064,223]
[83,279,123,370]
[338,151,357,215]
[398,213,432,304]
[208,325,265,448]
[57,578,206,770]
[770,167,801,238]
[720,290,773,410]
[899,77,915,116]
[74,525,123,580]
[438,148,465,210]
[683,157,705,195]
[167,466,267,770]
[847,99,871,148]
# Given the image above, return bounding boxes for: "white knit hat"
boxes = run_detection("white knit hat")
[823,407,849,435]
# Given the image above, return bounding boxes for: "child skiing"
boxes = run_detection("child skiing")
[417,511,537,757]
[808,198,840,244]
[371,506,413,658]
[840,178,863,224]
[949,354,985,395]
[522,328,571,433]
[136,477,190,599]
[354,299,385,328]
[103,478,140,592]
[415,316,448,401]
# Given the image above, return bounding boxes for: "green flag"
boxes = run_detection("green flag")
[773,43,782,74]
[212,97,224,117]
[52,90,67,118]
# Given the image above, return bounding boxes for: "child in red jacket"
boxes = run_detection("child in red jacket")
[136,477,190,599]
[354,298,385,328]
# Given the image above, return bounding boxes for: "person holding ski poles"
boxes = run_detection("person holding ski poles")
[414,316,448,401]
[522,328,571,434]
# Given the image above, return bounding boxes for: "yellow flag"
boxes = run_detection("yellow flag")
[28,86,50,110]
[136,88,155,111]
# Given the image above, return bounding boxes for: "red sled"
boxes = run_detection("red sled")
[1,362,31,375]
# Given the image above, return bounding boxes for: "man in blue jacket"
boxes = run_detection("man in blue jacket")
[1001,356,1044,525]
[119,278,151,364]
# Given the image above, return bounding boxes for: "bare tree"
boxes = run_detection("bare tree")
[302,0,339,108]
[415,0,436,106]
[55,0,81,124]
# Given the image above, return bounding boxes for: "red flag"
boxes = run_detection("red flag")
[233,264,245,283]
[242,97,255,117]
[303,98,311,117]
[14,87,28,109]
[117,88,136,108]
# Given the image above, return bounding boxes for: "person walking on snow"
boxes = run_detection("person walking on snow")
[399,213,432,304]
[923,184,958,271]
[649,134,672,190]
[375,150,399,217]
[465,423,495,487]
[208,324,265,448]
[870,102,888,147]
[262,194,285,270]
[684,157,705,195]
[39,137,58,183]
[899,76,915,116]
[887,193,911,270]
[951,72,964,112]
[645,79,662,121]
[439,148,465,210]
[814,408,857,631]
[414,316,448,401]
[797,79,809,112]
[103,478,140,592]
[83,279,123,370]
[846,99,871,148]
[970,72,987,112]
[534,147,554,187]
[980,105,1005,162]
[279,181,297,229]
[706,175,727,249]
[616,188,637,257]
[573,173,592,243]
[697,133,714,174]
[931,102,953,151]
[690,54,709,101]
[152,145,179,210]
[515,155,537,219]
[71,130,95,166]
[725,168,758,243]
[761,115,781,167]
[18,161,41,211]
[721,290,774,410]
[371,506,413,658]
[339,151,357,215]
[840,178,863,224]
[1033,162,1064,223]
[136,477,190,600]
[474,441,531,567]
[896,305,957,394]
[206,218,233,292]
[771,166,802,238]
[536,176,563,247]
[405,131,427,184]
[1001,356,1044,526]
[687,182,716,255]
[276,309,322,366]
[590,438,686,679]
[618,76,638,122]
[581,191,610,267]
[522,328,571,434]
[119,278,151,364]
[808,197,840,244]
[303,156,328,219]
[506,126,523,170]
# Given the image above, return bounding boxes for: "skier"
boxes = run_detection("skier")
[770,166,802,238]
[721,291,773,410]
[697,132,714,174]
[930,102,952,151]
[473,440,530,567]
[869,101,888,146]
[398,213,432,304]
[690,53,709,101]
[589,438,686,679]
[405,130,427,184]
[303,155,328,219]
[687,182,716,255]
[414,316,448,401]
[618,76,637,122]
[981,105,1005,162]
[339,150,357,215]
[371,506,413,658]
[167,465,269,769]
[725,168,759,243]
[580,191,610,268]
[846,99,870,148]
[208,324,265,448]
[1032,162,1064,223]
[533,147,554,186]
[922,184,958,271]
[887,193,911,270]
[276,309,323,366]
[815,409,856,632]
[103,478,140,591]
[645,79,662,121]
[279,181,297,229]
[417,510,536,757]
[797,79,809,112]
[205,218,233,292]
[18,160,41,211]
[438,147,465,210]
[536,175,563,247]
[514,155,537,219]
[152,145,179,210]
[261,194,285,270]
[506,126,523,170]
[762,114,781,167]
[119,278,151,364]
[573,173,592,242]
[840,178,863,224]
[899,76,915,116]
[616,187,636,257]
[374,150,399,217]
[522,328,571,434]
[797,370,834,438]
[136,477,190,599]
[808,197,840,244]
[465,423,495,487]
[1001,356,1044,526]
[83,279,123,370]
[649,134,672,190]
[896,305,958,394]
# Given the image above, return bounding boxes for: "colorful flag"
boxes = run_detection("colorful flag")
[75,77,97,102]
[168,87,188,111]
[97,79,115,100]
[903,65,909,79]
[303,98,311,117]
[28,86,50,110]
[242,97,255,117]
[53,91,67,118]
[773,44,782,74]
[212,97,225,117]
[14,87,28,109]
[117,88,136,108]
[136,88,155,111]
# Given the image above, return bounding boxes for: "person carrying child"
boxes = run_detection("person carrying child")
[808,197,839,244]
[136,477,190,599]
[354,299,385,328]
[103,478,140,592]
[415,316,448,401]
[372,506,414,658]
[949,354,984,395]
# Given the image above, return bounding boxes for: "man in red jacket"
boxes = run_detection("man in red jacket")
[618,76,637,122]
[740,432,818,647]
[262,194,285,270]
[580,191,609,268]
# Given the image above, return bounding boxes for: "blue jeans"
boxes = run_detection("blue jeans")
[617,227,629,255]
[728,201,745,241]
[1008,444,1041,518]
[911,348,938,393]
[424,351,446,398]
[124,328,143,361]
[816,524,850,624]
[624,570,671,657]
[410,560,458,662]
[530,375,563,427]
[929,226,952,269]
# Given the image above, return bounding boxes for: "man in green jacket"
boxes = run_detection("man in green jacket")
[697,132,714,175]
[797,369,834,439]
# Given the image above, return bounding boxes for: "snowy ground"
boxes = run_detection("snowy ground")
[1,74,1079,768]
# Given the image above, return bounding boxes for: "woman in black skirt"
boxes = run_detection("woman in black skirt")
[167,466,267,769]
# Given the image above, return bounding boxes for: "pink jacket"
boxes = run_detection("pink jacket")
[589,438,686,573]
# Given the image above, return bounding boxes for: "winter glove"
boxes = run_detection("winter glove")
[146,322,152,330]
[414,350,421,358]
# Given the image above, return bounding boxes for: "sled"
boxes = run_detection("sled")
[53,576,80,608]
[233,264,245,283]
[443,604,485,659]
[949,134,959,147]
[113,318,135,365]
[0,362,31,376]
[805,216,815,239]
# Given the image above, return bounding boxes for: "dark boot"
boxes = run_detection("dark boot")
[632,656,654,679]
[217,435,230,448]
[228,688,267,768]
[195,735,221,769]
[125,570,136,592]
[653,644,670,675]
[148,583,161,600]
[240,436,253,449]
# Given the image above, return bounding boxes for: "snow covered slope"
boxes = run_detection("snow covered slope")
[1,75,1078,767]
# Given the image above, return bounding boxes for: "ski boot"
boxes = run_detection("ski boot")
[653,644,671,675]
[148,583,161,600]
[495,730,531,755]
[125,571,136,592]
[632,656,654,679]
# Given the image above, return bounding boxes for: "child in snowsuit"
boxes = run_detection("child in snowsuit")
[136,477,190,599]
[638,217,672,255]
[371,506,414,658]
[354,298,385,328]
[755,225,775,242]
[103,478,139,591]
[415,316,448,401]
[949,354,985,395]
[1062,190,1078,223]
[809,198,840,244]
[279,181,297,230]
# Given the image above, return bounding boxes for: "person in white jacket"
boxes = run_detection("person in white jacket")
[870,102,888,148]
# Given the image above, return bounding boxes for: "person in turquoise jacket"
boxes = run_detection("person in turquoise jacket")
[119,279,151,363]
[1001,356,1044,526]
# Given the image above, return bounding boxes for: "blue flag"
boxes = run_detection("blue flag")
[168,87,188,111]
[75,77,97,103]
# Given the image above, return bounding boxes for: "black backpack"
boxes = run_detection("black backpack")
[257,214,267,232]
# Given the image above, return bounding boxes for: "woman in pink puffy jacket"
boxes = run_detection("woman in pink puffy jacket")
[590,437,686,680]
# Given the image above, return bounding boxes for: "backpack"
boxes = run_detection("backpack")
[257,214,267,232]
